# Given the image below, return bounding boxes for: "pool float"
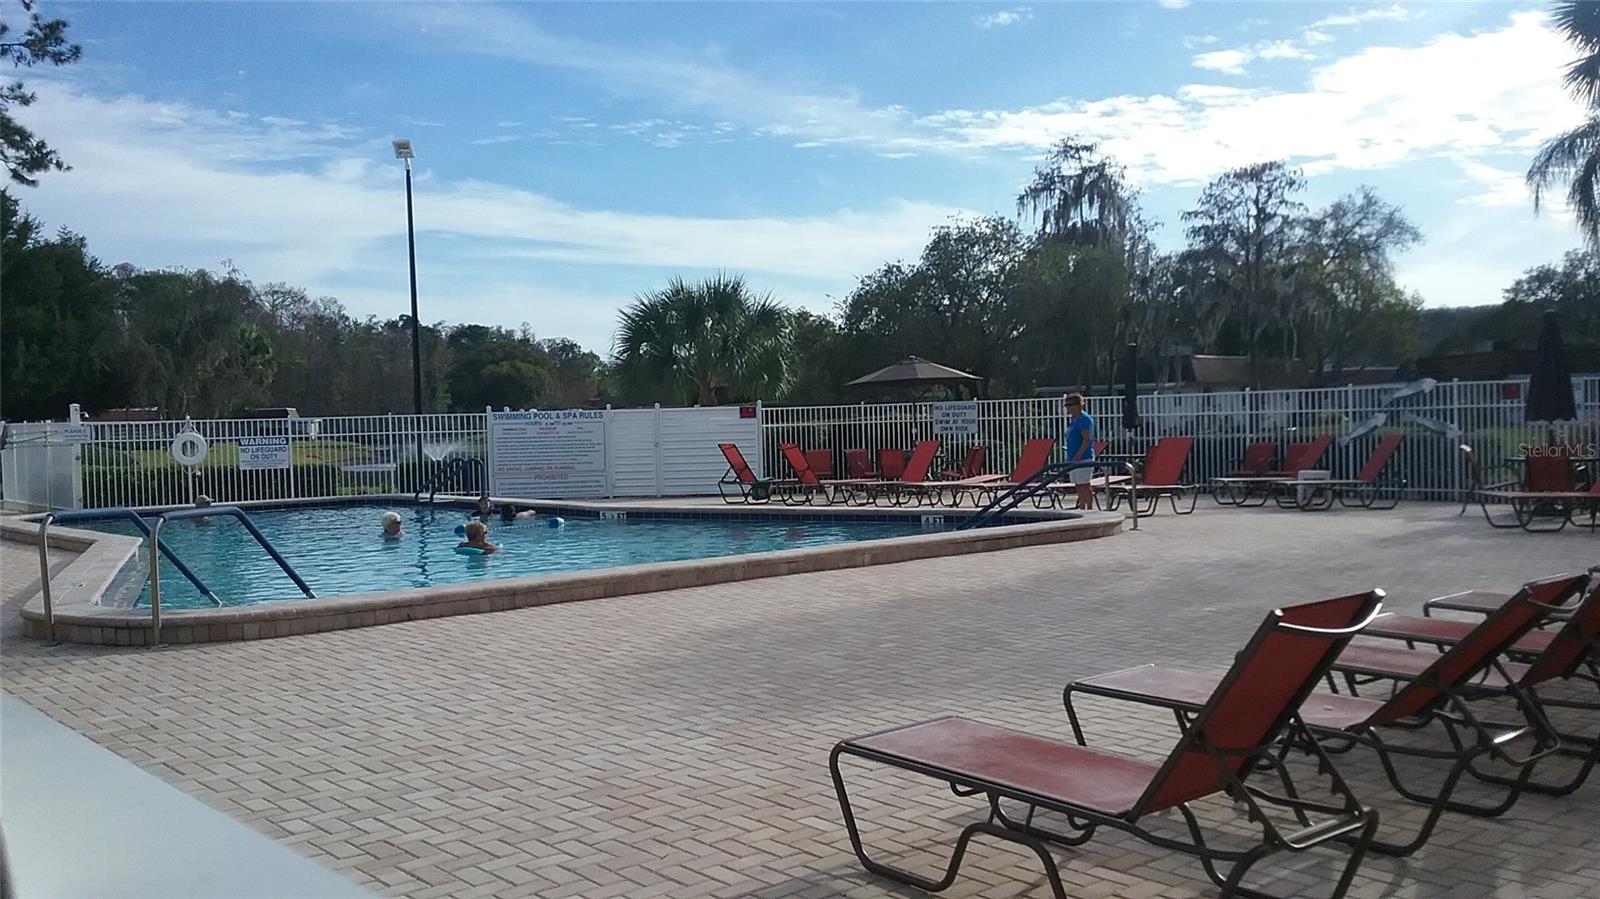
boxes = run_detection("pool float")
[454,524,467,537]
[454,545,487,555]
[547,516,565,528]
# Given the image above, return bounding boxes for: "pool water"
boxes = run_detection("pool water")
[84,504,940,609]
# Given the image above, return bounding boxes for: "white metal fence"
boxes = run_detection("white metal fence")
[2,406,761,511]
[4,380,1596,510]
[761,378,1600,501]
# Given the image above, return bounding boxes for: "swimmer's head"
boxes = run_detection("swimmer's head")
[195,494,212,508]
[463,520,488,542]
[381,511,402,536]
[499,504,517,522]
[476,493,492,514]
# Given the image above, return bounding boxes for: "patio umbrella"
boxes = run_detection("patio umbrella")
[1119,343,1141,431]
[845,356,982,389]
[1525,310,1577,423]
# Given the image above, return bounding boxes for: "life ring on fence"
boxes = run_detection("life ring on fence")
[170,431,209,467]
[454,545,488,555]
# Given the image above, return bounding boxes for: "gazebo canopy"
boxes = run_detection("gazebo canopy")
[845,356,981,388]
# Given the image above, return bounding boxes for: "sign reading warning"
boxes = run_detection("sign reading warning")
[489,410,608,498]
[238,436,291,470]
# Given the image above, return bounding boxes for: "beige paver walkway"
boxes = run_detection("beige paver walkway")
[2,504,1596,898]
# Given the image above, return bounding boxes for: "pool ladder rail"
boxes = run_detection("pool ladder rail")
[35,505,316,643]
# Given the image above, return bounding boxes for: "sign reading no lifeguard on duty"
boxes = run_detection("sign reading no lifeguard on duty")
[238,436,292,470]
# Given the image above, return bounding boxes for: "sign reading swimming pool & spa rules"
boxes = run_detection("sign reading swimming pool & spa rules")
[489,410,608,498]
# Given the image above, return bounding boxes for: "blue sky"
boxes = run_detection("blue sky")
[12,1,1587,355]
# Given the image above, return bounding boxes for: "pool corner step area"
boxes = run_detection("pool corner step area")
[1,693,377,899]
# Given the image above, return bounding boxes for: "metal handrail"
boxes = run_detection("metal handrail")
[36,508,220,606]
[958,460,1139,531]
[155,506,316,600]
[417,457,486,503]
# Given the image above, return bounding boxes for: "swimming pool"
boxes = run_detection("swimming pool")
[83,503,946,609]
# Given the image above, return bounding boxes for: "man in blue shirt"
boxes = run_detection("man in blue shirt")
[1063,393,1096,510]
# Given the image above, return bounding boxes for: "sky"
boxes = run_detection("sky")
[9,1,1589,356]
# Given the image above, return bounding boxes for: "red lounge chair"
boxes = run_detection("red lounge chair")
[1271,434,1405,512]
[844,448,876,480]
[832,591,1383,899]
[804,449,833,479]
[1103,436,1197,516]
[1463,444,1600,532]
[1213,436,1334,507]
[716,443,780,504]
[1457,444,1522,528]
[1228,441,1277,477]
[1350,573,1599,797]
[873,440,944,506]
[1064,575,1582,857]
[948,437,1055,507]
[777,443,878,505]
[939,445,986,481]
[876,448,906,481]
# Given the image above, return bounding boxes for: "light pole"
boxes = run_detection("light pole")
[393,139,425,486]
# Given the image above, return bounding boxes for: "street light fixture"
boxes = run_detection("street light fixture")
[394,139,424,485]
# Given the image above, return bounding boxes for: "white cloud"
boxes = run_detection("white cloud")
[1192,49,1253,75]
[974,7,1033,30]
[1302,29,1335,45]
[14,81,965,348]
[924,12,1578,186]
[1256,40,1313,61]
[1182,34,1220,49]
[1313,4,1414,30]
[1158,0,1192,8]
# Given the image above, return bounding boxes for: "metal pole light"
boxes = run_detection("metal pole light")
[393,139,425,487]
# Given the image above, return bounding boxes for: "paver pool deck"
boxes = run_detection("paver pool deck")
[2,502,1596,898]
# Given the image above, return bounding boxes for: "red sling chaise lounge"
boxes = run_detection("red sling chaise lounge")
[944,437,1056,507]
[1102,436,1198,516]
[831,591,1384,899]
[1213,436,1334,507]
[1271,434,1405,512]
[775,443,880,505]
[1343,572,1600,798]
[1063,574,1583,857]
[717,443,781,504]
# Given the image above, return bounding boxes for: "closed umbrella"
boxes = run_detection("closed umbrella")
[1525,310,1577,423]
[1120,343,1141,431]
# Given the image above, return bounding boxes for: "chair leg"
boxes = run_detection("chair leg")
[830,749,1067,898]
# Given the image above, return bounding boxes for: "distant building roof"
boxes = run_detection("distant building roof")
[1414,348,1600,381]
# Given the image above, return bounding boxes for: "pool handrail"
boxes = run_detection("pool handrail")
[957,460,1138,531]
[35,508,224,641]
[155,506,317,600]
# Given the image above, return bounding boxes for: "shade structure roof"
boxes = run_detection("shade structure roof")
[845,355,982,388]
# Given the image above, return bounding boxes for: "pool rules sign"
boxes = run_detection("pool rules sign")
[489,410,608,498]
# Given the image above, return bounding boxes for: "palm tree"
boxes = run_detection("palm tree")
[613,273,788,405]
[1528,1,1600,249]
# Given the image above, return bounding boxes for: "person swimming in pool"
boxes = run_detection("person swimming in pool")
[457,520,500,554]
[193,493,214,526]
[380,511,403,539]
[474,493,494,518]
[498,504,538,523]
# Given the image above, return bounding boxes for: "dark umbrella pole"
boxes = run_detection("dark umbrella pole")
[1120,343,1141,433]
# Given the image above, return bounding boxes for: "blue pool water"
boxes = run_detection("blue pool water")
[83,504,941,609]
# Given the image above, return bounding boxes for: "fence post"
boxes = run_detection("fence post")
[653,403,664,497]
[754,400,765,479]
[1451,379,1463,503]
[604,405,614,499]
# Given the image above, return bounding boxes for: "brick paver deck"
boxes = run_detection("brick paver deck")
[3,505,1596,898]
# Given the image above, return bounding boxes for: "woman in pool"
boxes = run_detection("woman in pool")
[498,504,538,523]
[457,520,500,554]
[380,511,403,539]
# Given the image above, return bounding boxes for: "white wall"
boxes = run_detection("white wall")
[606,405,760,497]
